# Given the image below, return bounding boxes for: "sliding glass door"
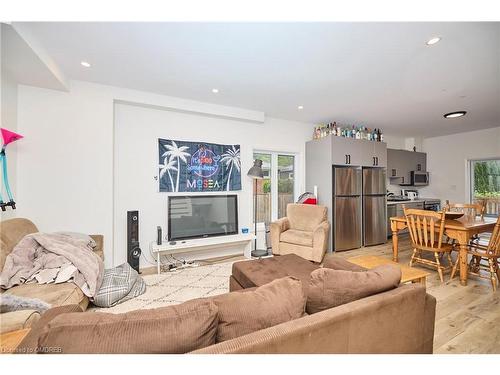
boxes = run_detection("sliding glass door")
[253,151,297,223]
[470,158,500,217]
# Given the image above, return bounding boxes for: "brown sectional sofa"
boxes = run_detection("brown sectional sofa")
[194,283,435,354]
[0,218,104,333]
[17,254,436,354]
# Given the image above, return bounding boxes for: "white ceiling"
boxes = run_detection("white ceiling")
[9,22,500,137]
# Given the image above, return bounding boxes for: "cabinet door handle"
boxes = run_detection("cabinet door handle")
[376,157,379,166]
[345,155,349,164]
[373,157,376,166]
[348,155,351,164]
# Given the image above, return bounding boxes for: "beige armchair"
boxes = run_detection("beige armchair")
[270,204,330,263]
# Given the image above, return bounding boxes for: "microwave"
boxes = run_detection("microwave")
[410,171,429,186]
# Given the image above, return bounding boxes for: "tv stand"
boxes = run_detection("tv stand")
[152,233,255,274]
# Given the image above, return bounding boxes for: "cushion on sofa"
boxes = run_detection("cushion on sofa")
[280,229,314,247]
[286,204,327,232]
[3,282,88,310]
[306,265,401,314]
[0,309,41,334]
[322,255,368,272]
[212,276,306,343]
[37,299,219,354]
[0,218,39,271]
[231,253,318,294]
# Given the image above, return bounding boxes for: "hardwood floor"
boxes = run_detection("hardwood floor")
[336,235,500,354]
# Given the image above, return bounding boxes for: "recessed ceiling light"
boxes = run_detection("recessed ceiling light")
[212,88,219,93]
[297,105,304,110]
[444,111,467,119]
[426,37,441,45]
[80,61,91,68]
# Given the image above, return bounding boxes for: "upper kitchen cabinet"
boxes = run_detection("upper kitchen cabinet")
[387,148,427,184]
[372,141,387,168]
[331,136,359,165]
[414,152,426,172]
[330,136,387,167]
[387,149,405,178]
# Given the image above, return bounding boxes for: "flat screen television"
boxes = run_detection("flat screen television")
[168,195,238,241]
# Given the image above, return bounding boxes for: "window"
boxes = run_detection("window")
[469,159,500,217]
[253,151,297,224]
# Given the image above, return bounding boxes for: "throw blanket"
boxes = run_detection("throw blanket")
[0,233,104,298]
[92,263,146,308]
[0,294,51,313]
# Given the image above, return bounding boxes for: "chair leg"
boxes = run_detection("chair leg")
[488,258,497,292]
[410,248,418,267]
[495,259,500,282]
[450,256,459,280]
[435,252,444,283]
[446,252,453,267]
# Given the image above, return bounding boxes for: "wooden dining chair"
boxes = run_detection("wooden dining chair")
[404,206,453,282]
[445,200,486,246]
[445,200,485,219]
[450,215,500,291]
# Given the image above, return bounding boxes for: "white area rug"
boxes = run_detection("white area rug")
[90,262,233,314]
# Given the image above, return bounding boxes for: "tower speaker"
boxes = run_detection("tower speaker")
[127,210,141,273]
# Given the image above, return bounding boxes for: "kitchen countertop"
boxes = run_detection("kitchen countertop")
[387,198,441,206]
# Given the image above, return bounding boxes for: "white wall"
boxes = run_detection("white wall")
[419,127,500,204]
[16,80,311,267]
[114,103,311,267]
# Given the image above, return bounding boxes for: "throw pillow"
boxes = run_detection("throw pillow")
[37,299,218,354]
[212,276,306,343]
[306,265,401,314]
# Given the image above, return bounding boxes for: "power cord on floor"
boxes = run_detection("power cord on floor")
[195,253,243,265]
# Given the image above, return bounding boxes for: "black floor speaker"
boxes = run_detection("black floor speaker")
[127,210,141,273]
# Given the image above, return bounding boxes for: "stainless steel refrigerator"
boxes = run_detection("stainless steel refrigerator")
[363,167,387,246]
[333,166,362,251]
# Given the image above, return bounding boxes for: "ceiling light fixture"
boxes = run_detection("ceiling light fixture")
[297,105,304,110]
[426,37,441,45]
[212,88,219,93]
[444,111,467,119]
[80,61,91,68]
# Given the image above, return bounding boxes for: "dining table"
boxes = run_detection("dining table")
[390,215,497,286]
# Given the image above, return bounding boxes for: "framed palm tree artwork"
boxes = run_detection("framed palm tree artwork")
[158,139,242,192]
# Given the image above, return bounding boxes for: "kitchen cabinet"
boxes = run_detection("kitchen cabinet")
[414,152,426,172]
[331,136,387,167]
[372,141,387,167]
[331,137,358,165]
[387,149,427,184]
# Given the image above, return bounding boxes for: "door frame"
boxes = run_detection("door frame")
[253,150,299,222]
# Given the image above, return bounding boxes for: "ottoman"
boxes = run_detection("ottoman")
[230,254,320,293]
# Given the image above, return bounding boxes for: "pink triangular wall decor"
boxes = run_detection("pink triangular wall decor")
[1,128,24,147]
